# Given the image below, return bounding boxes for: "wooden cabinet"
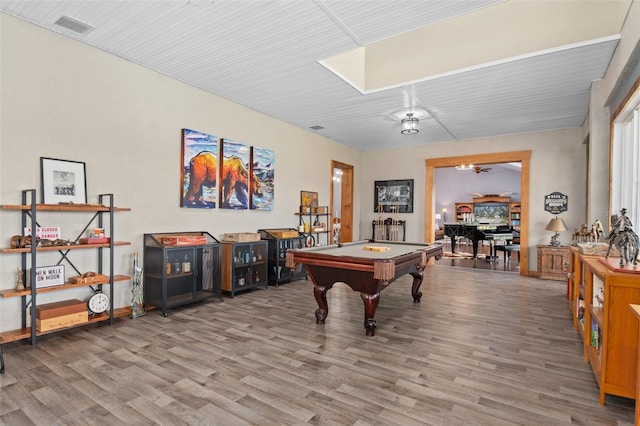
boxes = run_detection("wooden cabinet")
[630,305,640,424]
[454,203,473,222]
[579,256,640,404]
[258,229,306,286]
[143,233,221,316]
[509,202,521,231]
[221,240,268,296]
[0,189,130,373]
[537,245,569,281]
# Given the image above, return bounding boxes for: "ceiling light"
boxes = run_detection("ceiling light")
[400,113,419,135]
[455,164,474,170]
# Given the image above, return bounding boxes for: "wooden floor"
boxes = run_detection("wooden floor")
[437,239,521,272]
[0,264,635,425]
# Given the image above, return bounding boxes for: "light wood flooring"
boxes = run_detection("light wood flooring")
[0,264,635,425]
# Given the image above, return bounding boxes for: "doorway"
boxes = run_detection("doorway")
[331,160,354,243]
[425,150,531,276]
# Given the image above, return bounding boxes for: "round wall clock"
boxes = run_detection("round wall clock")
[88,292,110,314]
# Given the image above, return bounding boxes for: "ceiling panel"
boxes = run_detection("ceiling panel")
[0,0,626,151]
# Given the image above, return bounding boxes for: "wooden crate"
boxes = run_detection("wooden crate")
[37,312,88,332]
[69,273,109,285]
[35,299,86,319]
[267,230,299,239]
[223,233,260,242]
[161,235,207,246]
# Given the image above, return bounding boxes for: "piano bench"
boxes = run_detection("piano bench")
[495,244,520,264]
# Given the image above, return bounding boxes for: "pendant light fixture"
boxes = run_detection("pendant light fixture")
[400,113,419,135]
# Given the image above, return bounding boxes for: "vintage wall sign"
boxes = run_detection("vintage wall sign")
[544,192,568,214]
[24,226,61,240]
[29,265,65,288]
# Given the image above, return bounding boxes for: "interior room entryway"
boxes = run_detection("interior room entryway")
[331,160,354,243]
[425,151,531,276]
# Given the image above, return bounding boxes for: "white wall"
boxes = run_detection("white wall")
[362,128,587,273]
[435,167,521,221]
[0,14,363,331]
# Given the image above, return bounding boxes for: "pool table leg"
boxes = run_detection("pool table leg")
[361,292,380,336]
[313,284,332,323]
[410,271,423,302]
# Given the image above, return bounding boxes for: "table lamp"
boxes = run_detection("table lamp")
[435,213,442,230]
[545,217,567,246]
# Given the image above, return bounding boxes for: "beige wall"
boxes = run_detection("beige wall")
[0,13,363,331]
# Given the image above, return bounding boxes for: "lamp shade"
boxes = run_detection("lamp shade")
[545,217,567,232]
[401,113,419,134]
[435,214,442,220]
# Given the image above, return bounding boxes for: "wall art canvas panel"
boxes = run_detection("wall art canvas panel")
[220,139,251,209]
[250,146,274,211]
[181,128,218,208]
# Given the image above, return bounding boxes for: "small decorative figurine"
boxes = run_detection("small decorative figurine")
[130,252,145,318]
[15,268,24,291]
[606,208,640,267]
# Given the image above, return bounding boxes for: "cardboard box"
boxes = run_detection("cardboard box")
[36,311,88,332]
[161,235,207,246]
[223,233,260,242]
[35,299,86,320]
[69,274,109,285]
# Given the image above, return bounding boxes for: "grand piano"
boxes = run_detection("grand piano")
[444,223,517,259]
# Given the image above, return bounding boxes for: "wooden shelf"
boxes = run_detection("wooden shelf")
[1,241,131,254]
[0,275,131,298]
[0,307,131,344]
[1,204,130,212]
[0,190,131,371]
[571,254,640,404]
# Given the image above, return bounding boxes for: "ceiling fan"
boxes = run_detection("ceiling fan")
[473,166,492,174]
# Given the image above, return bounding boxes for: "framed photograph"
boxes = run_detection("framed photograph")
[300,191,318,209]
[40,157,87,204]
[374,179,413,213]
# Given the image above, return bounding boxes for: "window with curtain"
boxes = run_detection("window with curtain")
[611,86,640,230]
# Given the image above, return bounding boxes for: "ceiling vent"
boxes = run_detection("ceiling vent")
[54,15,94,35]
[309,125,325,130]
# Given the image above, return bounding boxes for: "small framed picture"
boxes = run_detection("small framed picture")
[300,190,318,209]
[40,157,87,204]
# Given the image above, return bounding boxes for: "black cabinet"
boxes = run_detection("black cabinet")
[143,233,221,316]
[258,229,306,286]
[221,240,268,296]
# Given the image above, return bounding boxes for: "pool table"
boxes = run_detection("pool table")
[285,240,443,336]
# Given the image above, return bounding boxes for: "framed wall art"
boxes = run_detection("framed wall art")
[250,146,274,211]
[220,138,251,209]
[40,157,87,204]
[181,128,218,208]
[300,190,318,212]
[374,179,414,213]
